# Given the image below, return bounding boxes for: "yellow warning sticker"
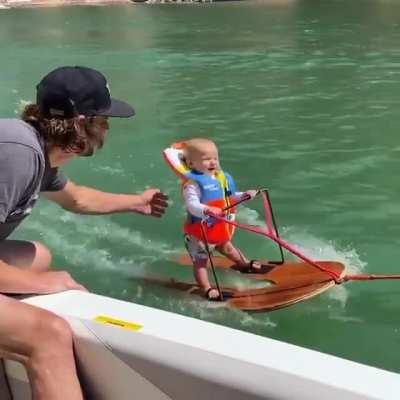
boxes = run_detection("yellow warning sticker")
[94,315,143,331]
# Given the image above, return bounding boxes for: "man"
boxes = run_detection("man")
[0,66,168,400]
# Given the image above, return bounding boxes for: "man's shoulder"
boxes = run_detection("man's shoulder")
[0,118,42,153]
[0,118,32,132]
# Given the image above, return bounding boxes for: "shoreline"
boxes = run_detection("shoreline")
[0,0,220,8]
[0,0,134,8]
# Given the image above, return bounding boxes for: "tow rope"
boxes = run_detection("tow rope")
[202,189,400,285]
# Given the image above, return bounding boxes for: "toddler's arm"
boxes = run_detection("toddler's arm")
[182,182,207,218]
[183,182,224,217]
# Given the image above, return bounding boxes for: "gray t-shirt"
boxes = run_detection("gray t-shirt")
[0,119,68,240]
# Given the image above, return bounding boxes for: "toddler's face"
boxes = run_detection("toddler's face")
[188,143,220,175]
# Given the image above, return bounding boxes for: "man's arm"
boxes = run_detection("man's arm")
[43,181,168,217]
[0,259,85,294]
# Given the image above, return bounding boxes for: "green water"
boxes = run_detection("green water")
[2,0,400,374]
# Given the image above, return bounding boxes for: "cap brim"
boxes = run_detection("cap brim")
[98,98,135,118]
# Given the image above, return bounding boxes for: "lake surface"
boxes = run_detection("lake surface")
[1,0,400,374]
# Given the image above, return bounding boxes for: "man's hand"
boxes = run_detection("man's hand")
[135,189,169,217]
[37,271,87,294]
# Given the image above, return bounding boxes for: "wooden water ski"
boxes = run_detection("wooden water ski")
[174,255,345,311]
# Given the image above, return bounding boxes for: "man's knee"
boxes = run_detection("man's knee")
[32,242,52,271]
[0,240,52,271]
[34,312,73,351]
[25,312,74,376]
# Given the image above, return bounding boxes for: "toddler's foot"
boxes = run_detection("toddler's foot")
[205,287,223,301]
[239,260,264,274]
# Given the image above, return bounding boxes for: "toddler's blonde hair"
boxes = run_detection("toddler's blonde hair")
[184,138,217,161]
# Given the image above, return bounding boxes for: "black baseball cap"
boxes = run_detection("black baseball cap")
[36,66,135,119]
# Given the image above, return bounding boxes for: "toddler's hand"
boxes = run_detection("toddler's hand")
[204,206,225,217]
[243,190,259,200]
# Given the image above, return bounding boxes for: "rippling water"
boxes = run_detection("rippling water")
[1,0,400,373]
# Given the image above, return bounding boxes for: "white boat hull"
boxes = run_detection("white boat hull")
[2,290,399,399]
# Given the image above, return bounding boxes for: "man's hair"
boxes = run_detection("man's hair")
[21,103,105,156]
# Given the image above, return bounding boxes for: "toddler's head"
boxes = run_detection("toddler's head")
[184,138,220,175]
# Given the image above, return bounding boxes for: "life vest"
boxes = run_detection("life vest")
[163,142,237,245]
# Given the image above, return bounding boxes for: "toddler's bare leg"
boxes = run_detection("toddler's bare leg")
[193,258,211,292]
[193,259,219,299]
[216,241,248,266]
[216,241,262,271]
